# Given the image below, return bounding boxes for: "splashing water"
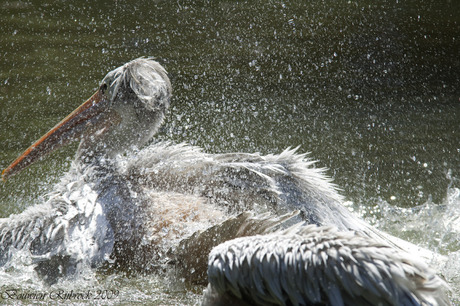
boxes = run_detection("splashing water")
[0,0,458,303]
[1,182,459,304]
[345,186,460,300]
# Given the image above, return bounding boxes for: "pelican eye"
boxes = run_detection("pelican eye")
[100,83,108,94]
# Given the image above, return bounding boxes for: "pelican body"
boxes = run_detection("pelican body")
[0,58,450,303]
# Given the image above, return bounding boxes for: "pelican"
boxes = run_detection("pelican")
[203,224,450,306]
[0,58,450,303]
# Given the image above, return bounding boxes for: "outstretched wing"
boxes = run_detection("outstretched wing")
[125,142,443,264]
[123,142,361,231]
[0,173,113,284]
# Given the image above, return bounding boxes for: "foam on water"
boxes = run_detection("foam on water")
[345,186,460,300]
[1,167,459,304]
[0,249,205,305]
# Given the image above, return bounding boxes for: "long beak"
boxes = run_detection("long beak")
[2,88,107,181]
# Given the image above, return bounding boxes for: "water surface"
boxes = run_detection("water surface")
[0,0,459,304]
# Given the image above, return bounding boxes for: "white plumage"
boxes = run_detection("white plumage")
[0,58,450,304]
[204,224,449,306]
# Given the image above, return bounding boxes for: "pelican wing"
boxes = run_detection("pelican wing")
[123,142,445,265]
[204,225,451,306]
[0,170,113,284]
[174,210,300,284]
[122,143,359,230]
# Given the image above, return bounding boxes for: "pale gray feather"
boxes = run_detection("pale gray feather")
[204,225,451,306]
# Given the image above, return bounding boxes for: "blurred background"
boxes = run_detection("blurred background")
[0,0,459,303]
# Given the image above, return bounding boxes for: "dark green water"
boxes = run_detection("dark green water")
[0,0,459,303]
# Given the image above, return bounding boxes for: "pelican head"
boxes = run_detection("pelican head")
[2,57,172,179]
